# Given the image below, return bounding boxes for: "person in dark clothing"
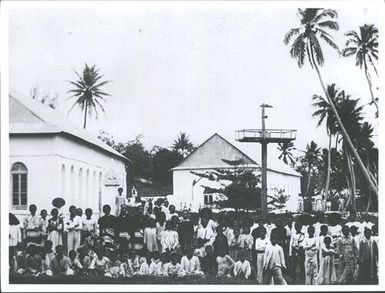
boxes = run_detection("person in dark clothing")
[213,225,229,256]
[98,205,118,240]
[178,210,194,250]
[116,205,134,250]
[200,245,217,276]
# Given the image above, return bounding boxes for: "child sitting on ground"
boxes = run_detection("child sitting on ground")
[180,246,204,276]
[89,249,110,276]
[68,250,83,275]
[137,255,151,276]
[24,244,43,276]
[105,260,122,278]
[216,248,235,278]
[200,245,217,277]
[167,252,183,277]
[160,253,170,277]
[46,245,71,276]
[149,251,163,276]
[119,253,134,277]
[77,246,92,273]
[233,250,252,279]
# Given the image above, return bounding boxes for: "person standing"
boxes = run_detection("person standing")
[178,210,194,250]
[115,187,126,217]
[303,226,319,285]
[316,236,337,285]
[336,225,357,284]
[263,230,287,285]
[66,205,82,253]
[47,208,63,250]
[23,204,42,247]
[289,222,305,282]
[357,228,378,284]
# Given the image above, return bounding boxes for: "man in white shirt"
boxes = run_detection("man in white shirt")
[234,250,252,279]
[263,230,287,285]
[196,217,215,247]
[289,222,305,282]
[65,205,82,252]
[180,247,204,276]
[303,226,319,285]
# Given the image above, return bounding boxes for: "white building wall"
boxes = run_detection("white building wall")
[172,167,300,212]
[9,134,126,217]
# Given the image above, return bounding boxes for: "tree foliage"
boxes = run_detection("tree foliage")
[67,63,111,129]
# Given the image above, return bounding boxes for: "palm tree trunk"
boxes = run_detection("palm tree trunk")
[366,158,372,212]
[324,133,332,202]
[364,59,379,117]
[83,100,88,129]
[344,143,356,213]
[305,165,312,197]
[309,48,378,198]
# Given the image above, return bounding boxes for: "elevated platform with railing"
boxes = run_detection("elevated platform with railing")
[235,129,297,143]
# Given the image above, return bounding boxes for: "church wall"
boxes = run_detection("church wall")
[9,134,126,218]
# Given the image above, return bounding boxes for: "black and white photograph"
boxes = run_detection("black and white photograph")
[1,0,384,291]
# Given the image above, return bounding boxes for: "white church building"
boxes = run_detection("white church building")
[9,94,129,218]
[170,133,301,212]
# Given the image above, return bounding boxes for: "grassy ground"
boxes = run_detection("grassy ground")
[10,271,304,285]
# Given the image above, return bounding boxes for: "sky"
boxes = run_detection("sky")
[7,1,381,165]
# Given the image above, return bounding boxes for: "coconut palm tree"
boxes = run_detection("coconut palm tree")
[302,141,321,197]
[335,94,364,212]
[284,8,378,197]
[277,141,296,166]
[341,24,379,117]
[312,84,341,201]
[67,63,111,129]
[172,132,194,158]
[356,122,377,211]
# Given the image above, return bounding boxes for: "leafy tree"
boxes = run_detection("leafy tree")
[277,141,296,166]
[152,147,183,186]
[172,132,195,158]
[284,8,378,197]
[191,159,262,212]
[268,188,290,210]
[312,84,341,201]
[67,63,111,129]
[301,141,321,197]
[342,24,379,117]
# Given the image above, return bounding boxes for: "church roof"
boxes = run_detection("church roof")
[172,133,300,177]
[172,133,259,170]
[9,94,129,162]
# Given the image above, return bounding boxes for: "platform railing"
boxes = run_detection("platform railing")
[235,129,297,141]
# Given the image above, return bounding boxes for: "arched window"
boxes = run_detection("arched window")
[11,162,28,209]
[69,166,75,203]
[209,195,213,204]
[61,164,66,198]
[78,168,83,207]
[204,195,208,205]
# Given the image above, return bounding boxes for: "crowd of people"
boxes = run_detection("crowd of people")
[9,198,379,285]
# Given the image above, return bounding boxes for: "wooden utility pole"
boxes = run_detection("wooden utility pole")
[236,104,296,219]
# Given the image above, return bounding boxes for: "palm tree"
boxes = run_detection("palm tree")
[356,122,377,211]
[284,8,378,197]
[67,63,111,129]
[341,24,379,117]
[312,84,341,201]
[302,141,321,197]
[335,94,364,212]
[172,132,194,158]
[277,141,296,166]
